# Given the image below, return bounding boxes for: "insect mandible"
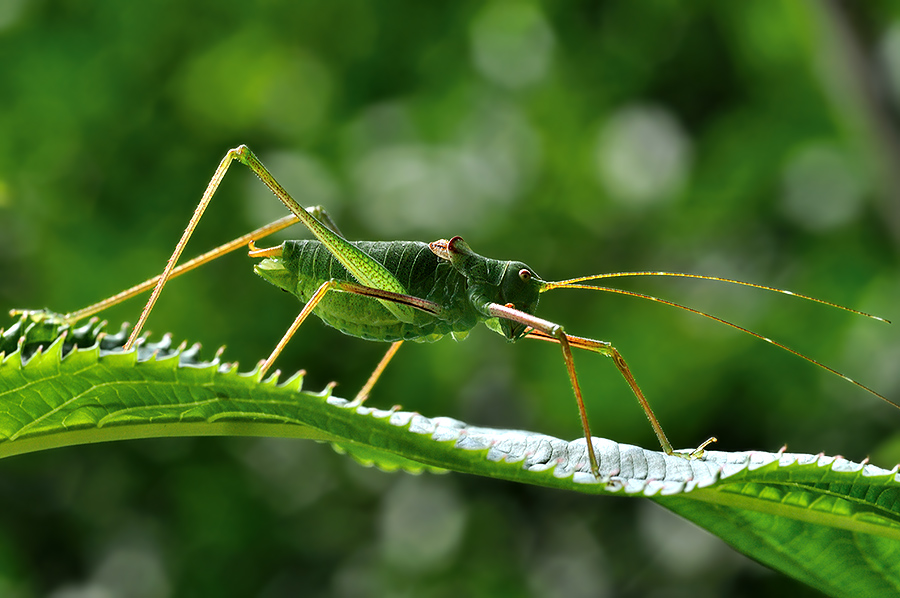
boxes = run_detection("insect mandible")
[64,145,896,477]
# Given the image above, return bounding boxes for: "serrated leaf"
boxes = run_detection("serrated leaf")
[1,311,898,597]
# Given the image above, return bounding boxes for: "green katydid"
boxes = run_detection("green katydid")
[63,145,895,477]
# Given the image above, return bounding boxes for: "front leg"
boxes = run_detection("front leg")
[486,302,676,477]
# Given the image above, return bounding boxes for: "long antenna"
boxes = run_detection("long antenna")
[543,271,890,323]
[539,274,897,410]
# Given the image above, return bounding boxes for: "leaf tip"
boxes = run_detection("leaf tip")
[263,368,282,385]
[278,369,305,392]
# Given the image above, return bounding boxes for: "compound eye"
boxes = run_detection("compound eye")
[518,268,532,282]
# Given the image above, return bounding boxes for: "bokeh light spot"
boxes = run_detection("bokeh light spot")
[594,104,692,208]
[469,3,555,89]
[378,476,466,574]
[351,100,539,236]
[0,0,27,32]
[780,143,865,232]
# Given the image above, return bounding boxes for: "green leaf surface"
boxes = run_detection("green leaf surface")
[2,311,899,598]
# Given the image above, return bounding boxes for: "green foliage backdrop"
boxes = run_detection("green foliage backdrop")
[1,1,899,596]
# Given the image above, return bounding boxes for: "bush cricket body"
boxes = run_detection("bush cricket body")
[61,145,896,477]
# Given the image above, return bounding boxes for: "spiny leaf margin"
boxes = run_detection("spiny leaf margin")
[3,311,900,598]
[1,312,899,501]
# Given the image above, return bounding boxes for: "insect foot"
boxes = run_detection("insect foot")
[672,437,718,460]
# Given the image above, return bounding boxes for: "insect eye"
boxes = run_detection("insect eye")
[518,268,532,281]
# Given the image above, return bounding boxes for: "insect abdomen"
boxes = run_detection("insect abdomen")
[283,240,478,343]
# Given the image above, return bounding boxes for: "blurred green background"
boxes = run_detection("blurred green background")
[2,1,900,596]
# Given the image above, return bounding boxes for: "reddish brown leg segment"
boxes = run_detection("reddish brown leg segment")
[258,281,440,379]
[486,303,677,477]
